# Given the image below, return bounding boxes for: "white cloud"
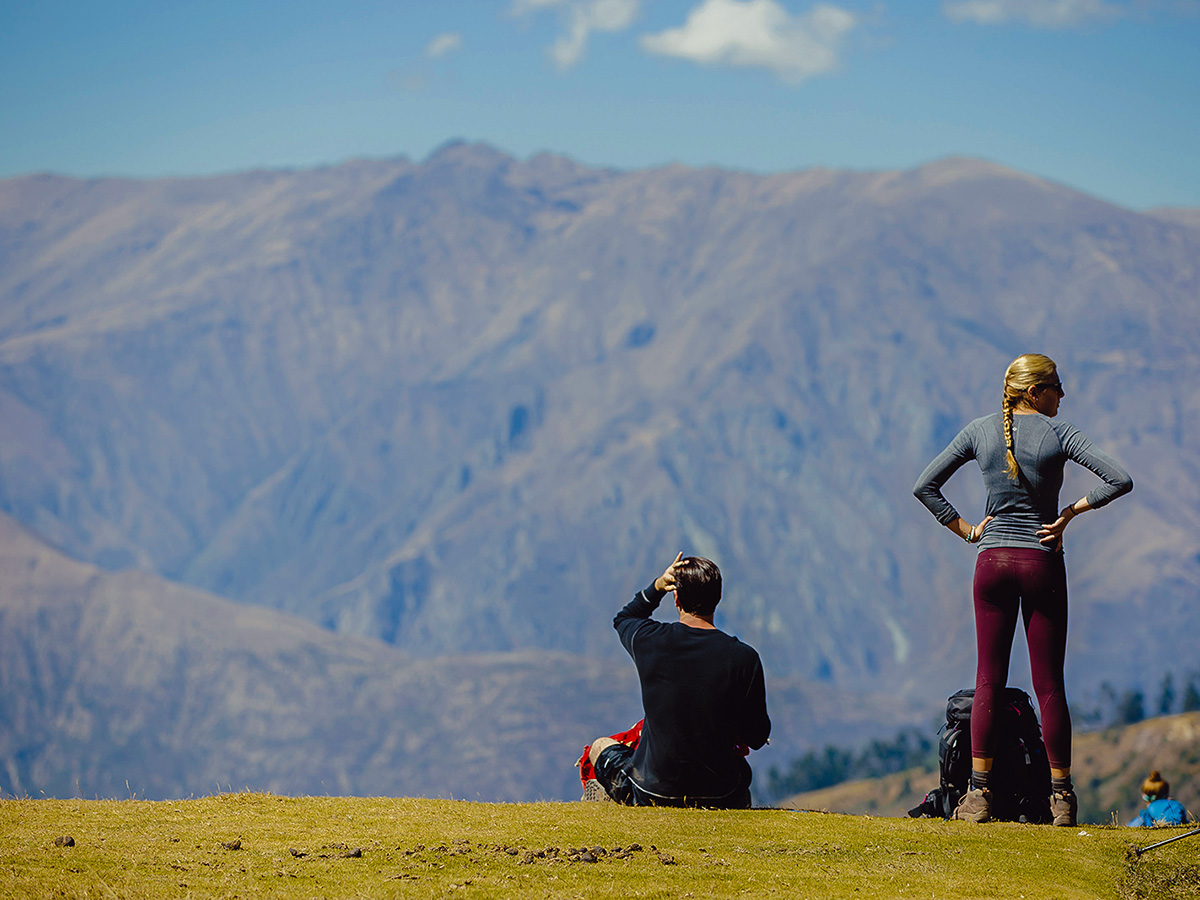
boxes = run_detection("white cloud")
[640,0,857,85]
[942,0,1124,28]
[426,32,464,58]
[511,0,642,69]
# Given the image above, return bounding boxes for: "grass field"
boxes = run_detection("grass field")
[2,794,1198,899]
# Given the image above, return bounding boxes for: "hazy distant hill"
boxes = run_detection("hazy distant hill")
[0,512,632,801]
[1,146,1198,723]
[0,512,923,800]
[1146,207,1200,230]
[781,712,1200,825]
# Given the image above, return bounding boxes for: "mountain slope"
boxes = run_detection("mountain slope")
[0,512,923,800]
[1,147,1198,706]
[0,511,635,800]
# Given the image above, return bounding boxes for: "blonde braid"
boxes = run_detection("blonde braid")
[1001,352,1057,481]
[1003,393,1019,480]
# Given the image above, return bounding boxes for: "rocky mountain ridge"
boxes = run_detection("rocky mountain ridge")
[1,144,1198,724]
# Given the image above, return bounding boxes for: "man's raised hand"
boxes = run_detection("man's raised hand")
[654,552,685,593]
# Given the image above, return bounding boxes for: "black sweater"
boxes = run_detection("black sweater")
[614,583,770,801]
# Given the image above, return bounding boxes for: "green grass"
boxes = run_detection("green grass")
[2,794,1197,899]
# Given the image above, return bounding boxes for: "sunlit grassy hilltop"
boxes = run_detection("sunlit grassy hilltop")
[3,794,1198,899]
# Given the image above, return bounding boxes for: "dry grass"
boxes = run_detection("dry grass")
[2,793,1196,899]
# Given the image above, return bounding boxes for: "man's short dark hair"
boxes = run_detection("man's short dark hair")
[675,557,722,616]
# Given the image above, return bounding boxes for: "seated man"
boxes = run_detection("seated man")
[589,553,771,807]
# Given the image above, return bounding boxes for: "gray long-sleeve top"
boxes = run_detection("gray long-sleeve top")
[913,412,1132,552]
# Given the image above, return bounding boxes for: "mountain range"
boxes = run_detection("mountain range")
[0,512,917,800]
[1,144,1198,798]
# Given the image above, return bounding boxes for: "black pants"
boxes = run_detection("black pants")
[594,743,752,808]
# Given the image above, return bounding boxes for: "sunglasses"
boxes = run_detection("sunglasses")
[1036,381,1064,396]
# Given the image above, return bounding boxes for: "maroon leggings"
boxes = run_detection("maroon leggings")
[972,547,1071,770]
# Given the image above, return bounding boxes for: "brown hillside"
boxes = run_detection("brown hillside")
[780,712,1200,825]
[0,512,918,800]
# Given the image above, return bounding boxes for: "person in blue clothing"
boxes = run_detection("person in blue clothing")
[1129,771,1193,826]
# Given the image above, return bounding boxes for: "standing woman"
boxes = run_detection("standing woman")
[913,353,1132,826]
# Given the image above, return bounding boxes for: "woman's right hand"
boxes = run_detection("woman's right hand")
[961,516,994,543]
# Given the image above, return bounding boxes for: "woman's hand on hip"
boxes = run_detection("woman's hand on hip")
[1037,506,1078,550]
[954,515,993,543]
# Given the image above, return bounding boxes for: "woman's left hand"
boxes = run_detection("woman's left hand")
[1036,507,1076,550]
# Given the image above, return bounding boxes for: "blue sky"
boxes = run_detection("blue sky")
[1,0,1197,210]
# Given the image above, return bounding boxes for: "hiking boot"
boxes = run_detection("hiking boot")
[951,788,991,823]
[581,779,611,802]
[1051,790,1077,827]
